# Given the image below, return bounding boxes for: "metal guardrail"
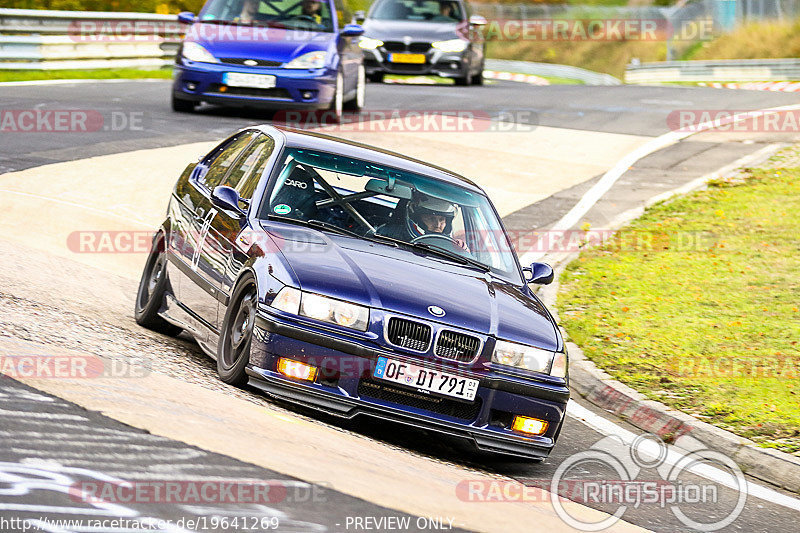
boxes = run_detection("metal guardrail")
[626,58,800,83]
[0,8,180,70]
[486,59,621,85]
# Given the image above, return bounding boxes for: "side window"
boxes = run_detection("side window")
[219,134,276,204]
[198,130,259,191]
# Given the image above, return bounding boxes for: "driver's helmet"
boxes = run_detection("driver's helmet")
[407,195,458,238]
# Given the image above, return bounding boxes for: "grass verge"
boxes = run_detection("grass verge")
[558,148,800,455]
[0,68,173,83]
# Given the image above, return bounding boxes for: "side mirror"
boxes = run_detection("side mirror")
[178,12,197,24]
[211,186,246,217]
[342,23,365,37]
[353,10,366,24]
[469,15,487,26]
[523,262,554,285]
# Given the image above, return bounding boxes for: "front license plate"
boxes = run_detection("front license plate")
[223,72,277,89]
[389,53,426,64]
[373,357,479,401]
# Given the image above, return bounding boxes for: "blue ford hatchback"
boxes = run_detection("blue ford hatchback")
[135,126,570,459]
[173,0,365,119]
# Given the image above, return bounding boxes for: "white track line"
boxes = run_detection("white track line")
[0,189,152,228]
[568,401,800,512]
[0,79,166,87]
[520,102,800,265]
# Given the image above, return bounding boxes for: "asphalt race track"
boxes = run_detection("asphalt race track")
[1,77,800,532]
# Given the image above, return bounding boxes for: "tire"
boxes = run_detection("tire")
[454,69,472,86]
[368,71,384,83]
[135,233,182,336]
[472,66,484,85]
[217,275,257,387]
[344,64,366,111]
[327,71,344,123]
[172,94,196,113]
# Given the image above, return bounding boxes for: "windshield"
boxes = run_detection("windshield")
[200,0,335,32]
[370,0,464,22]
[259,148,522,282]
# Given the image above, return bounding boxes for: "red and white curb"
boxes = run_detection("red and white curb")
[483,70,550,85]
[384,70,550,86]
[699,81,800,92]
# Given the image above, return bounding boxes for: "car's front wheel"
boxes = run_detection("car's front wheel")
[172,94,196,113]
[368,71,384,83]
[454,69,472,86]
[217,275,257,387]
[472,63,484,85]
[135,233,182,336]
[328,71,344,123]
[345,64,366,111]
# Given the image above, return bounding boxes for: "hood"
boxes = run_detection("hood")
[362,19,464,43]
[186,22,335,63]
[266,223,559,350]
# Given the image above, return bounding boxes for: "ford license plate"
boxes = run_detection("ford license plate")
[223,72,277,89]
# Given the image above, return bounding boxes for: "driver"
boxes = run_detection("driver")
[300,0,324,23]
[235,0,262,23]
[404,196,469,250]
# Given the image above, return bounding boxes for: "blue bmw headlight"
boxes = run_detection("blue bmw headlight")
[271,287,369,331]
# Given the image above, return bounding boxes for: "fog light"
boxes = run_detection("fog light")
[186,82,197,91]
[301,91,313,100]
[277,358,317,382]
[511,416,548,436]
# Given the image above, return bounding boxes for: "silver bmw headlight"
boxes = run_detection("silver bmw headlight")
[492,339,567,377]
[358,37,384,50]
[432,39,468,53]
[271,287,369,331]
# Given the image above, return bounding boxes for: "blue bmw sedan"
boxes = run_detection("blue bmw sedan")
[135,126,569,459]
[172,0,365,119]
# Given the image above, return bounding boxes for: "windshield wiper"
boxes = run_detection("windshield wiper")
[268,215,363,238]
[410,242,491,272]
[307,219,363,239]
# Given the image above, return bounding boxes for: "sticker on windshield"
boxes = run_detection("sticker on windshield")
[274,204,292,215]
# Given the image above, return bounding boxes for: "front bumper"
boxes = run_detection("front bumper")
[172,61,336,109]
[250,310,569,459]
[362,48,470,78]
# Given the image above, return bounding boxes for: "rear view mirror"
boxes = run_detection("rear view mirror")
[342,24,365,37]
[211,186,246,217]
[523,262,554,285]
[469,15,487,26]
[365,178,413,200]
[178,12,196,24]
